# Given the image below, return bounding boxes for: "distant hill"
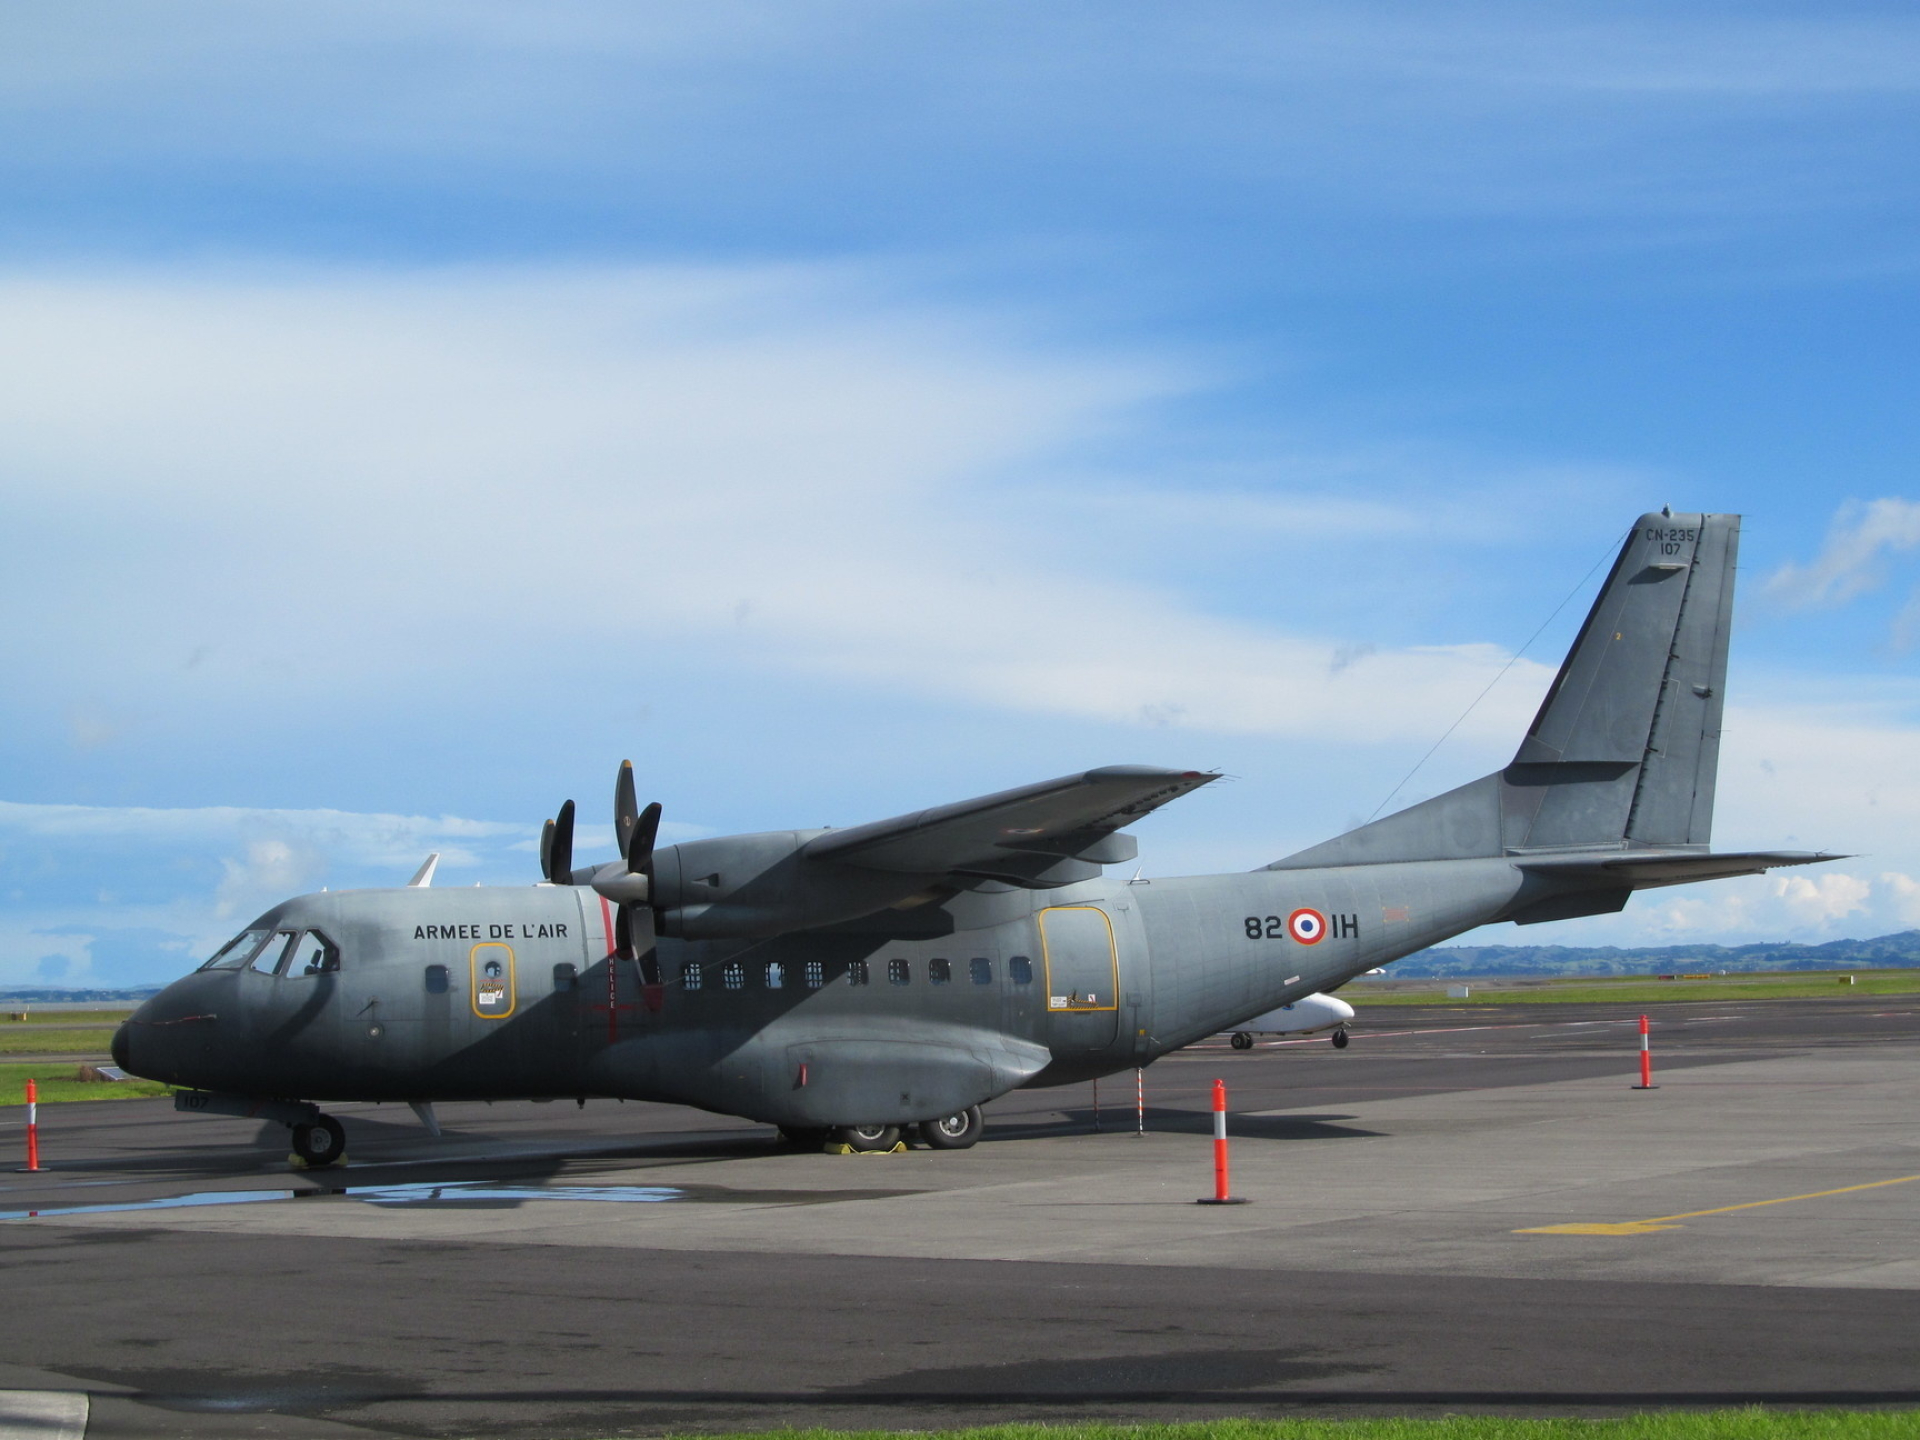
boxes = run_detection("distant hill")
[1388,930,1920,979]
[0,987,161,1003]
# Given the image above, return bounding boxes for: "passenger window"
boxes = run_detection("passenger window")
[929,958,951,986]
[425,964,450,994]
[805,960,823,989]
[681,961,703,990]
[551,963,576,993]
[202,928,271,970]
[970,957,992,985]
[723,961,745,990]
[1009,955,1033,985]
[888,958,910,986]
[250,933,295,974]
[766,961,785,989]
[283,932,339,976]
[846,959,869,986]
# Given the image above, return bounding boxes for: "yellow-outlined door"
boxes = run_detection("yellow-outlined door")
[470,942,517,1019]
[1038,906,1121,1050]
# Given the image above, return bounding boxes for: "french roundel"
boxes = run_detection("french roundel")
[1287,907,1327,945]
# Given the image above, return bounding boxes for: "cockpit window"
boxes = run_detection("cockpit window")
[202,928,272,970]
[249,933,295,974]
[281,932,340,976]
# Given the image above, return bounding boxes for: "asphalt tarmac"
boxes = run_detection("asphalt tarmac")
[1,996,1916,1438]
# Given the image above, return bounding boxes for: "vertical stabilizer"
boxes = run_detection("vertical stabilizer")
[1512,511,1737,849]
[1268,512,1740,871]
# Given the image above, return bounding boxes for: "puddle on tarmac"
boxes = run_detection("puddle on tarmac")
[0,1180,684,1220]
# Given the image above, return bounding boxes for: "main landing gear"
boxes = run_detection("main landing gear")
[781,1105,985,1153]
[1230,1032,1254,1050]
[917,1106,983,1149]
[290,1114,346,1167]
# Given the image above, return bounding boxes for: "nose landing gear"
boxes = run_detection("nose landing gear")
[1331,1028,1350,1049]
[290,1114,346,1167]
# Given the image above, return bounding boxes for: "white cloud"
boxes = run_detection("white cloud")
[0,265,1558,750]
[1764,496,1920,615]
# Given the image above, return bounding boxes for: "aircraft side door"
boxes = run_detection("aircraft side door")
[1038,904,1120,1051]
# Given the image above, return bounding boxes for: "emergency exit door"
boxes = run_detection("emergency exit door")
[1038,905,1119,1050]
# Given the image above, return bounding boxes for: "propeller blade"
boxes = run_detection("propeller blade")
[539,820,555,883]
[550,799,575,884]
[629,800,662,875]
[614,761,639,866]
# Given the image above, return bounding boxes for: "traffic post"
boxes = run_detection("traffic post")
[20,1077,41,1172]
[1633,1014,1658,1090]
[1195,1078,1248,1204]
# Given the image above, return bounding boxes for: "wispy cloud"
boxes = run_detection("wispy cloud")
[0,264,1565,755]
[1764,497,1920,611]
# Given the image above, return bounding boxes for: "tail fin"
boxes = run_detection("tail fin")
[1269,511,1739,871]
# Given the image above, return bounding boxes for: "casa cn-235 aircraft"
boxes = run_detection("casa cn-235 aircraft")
[118,511,1838,1165]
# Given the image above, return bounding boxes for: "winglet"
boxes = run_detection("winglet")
[407,853,440,888]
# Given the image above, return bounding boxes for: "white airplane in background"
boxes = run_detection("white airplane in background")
[1222,991,1355,1050]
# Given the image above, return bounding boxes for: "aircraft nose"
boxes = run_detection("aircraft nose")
[111,1021,131,1070]
[1329,995,1357,1023]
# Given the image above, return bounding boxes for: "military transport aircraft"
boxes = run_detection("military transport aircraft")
[117,511,1836,1164]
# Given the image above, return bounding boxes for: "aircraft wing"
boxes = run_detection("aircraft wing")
[1515,850,1844,889]
[806,765,1217,888]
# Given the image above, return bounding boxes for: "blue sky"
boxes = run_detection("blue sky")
[4,3,1919,986]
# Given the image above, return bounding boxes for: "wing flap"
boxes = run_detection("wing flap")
[806,765,1216,879]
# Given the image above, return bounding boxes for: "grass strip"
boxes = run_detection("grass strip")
[0,1061,171,1105]
[0,1009,133,1025]
[0,1027,120,1056]
[642,1413,1917,1440]
[1354,972,1920,1006]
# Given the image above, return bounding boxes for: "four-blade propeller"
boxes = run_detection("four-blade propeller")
[541,763,664,993]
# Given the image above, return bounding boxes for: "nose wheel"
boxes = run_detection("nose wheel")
[1331,1028,1350,1049]
[290,1114,346,1167]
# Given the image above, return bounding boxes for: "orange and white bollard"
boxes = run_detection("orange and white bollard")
[1195,1078,1248,1204]
[21,1078,41,1172]
[1633,1014,1657,1090]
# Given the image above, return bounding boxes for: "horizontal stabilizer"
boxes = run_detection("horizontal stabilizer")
[808,765,1216,882]
[1515,850,1844,889]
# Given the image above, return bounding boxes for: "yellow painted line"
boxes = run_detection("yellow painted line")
[1516,1172,1920,1236]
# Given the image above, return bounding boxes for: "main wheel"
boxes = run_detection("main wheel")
[1331,1028,1350,1050]
[918,1106,983,1150]
[1230,1032,1254,1050]
[291,1114,346,1167]
[834,1123,901,1152]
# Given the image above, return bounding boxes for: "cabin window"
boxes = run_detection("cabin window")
[551,963,576,993]
[723,961,745,990]
[765,961,785,989]
[283,932,340,975]
[929,958,951,986]
[846,959,869,986]
[805,960,824,988]
[681,961,703,990]
[425,964,450,994]
[249,932,294,974]
[201,928,271,970]
[1009,955,1033,985]
[970,957,992,985]
[888,958,910,986]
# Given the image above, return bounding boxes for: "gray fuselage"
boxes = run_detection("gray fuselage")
[119,858,1523,1130]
